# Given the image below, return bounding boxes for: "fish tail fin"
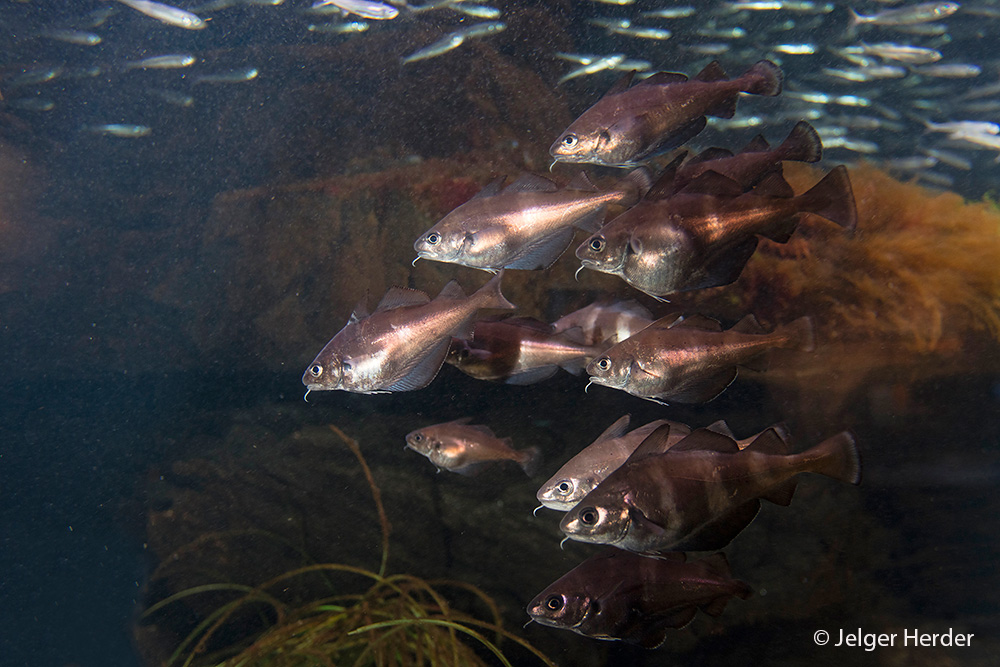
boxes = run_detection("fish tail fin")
[519,445,543,477]
[777,121,823,163]
[475,270,516,311]
[739,59,783,97]
[796,165,858,232]
[779,316,815,352]
[802,431,862,485]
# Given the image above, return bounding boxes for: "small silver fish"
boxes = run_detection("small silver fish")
[114,0,206,29]
[302,273,514,394]
[193,67,259,83]
[311,0,399,19]
[849,2,959,30]
[84,123,152,137]
[402,32,465,64]
[123,54,197,70]
[405,418,541,475]
[39,29,102,45]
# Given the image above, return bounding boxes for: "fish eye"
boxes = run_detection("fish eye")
[579,507,599,525]
[595,358,611,372]
[342,361,352,372]
[545,595,564,611]
[308,364,322,377]
[412,434,423,442]
[426,232,441,245]
[556,481,572,494]
[588,237,605,253]
[561,134,578,148]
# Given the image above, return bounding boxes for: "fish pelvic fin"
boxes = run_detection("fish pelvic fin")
[739,59,783,97]
[801,431,862,485]
[519,445,543,477]
[797,165,858,232]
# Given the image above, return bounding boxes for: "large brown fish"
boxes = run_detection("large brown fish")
[536,416,765,511]
[446,316,605,385]
[405,418,541,476]
[586,313,814,404]
[550,60,783,168]
[302,273,514,395]
[412,170,648,272]
[577,165,857,298]
[527,549,751,649]
[560,424,861,553]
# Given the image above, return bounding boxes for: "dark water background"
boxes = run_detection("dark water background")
[3,1,1000,666]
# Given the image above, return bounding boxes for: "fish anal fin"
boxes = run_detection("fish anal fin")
[745,426,791,455]
[704,419,735,438]
[761,478,797,506]
[731,313,765,334]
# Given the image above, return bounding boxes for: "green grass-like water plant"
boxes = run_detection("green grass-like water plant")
[142,425,556,667]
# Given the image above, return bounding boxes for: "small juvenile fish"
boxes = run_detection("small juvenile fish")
[114,0,207,29]
[312,0,399,19]
[550,299,653,347]
[308,21,369,34]
[194,67,259,83]
[560,423,861,552]
[586,314,815,404]
[84,123,152,137]
[302,273,514,394]
[527,550,751,648]
[6,66,63,87]
[123,54,197,70]
[849,1,959,29]
[550,60,782,168]
[607,25,672,40]
[405,418,541,475]
[402,32,465,64]
[848,42,942,64]
[640,6,696,18]
[147,88,195,107]
[454,20,506,40]
[912,63,981,78]
[451,3,501,19]
[557,54,626,84]
[39,29,102,45]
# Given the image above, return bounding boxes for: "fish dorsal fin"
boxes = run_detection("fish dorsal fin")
[626,423,675,462]
[375,286,430,312]
[669,313,723,331]
[603,70,636,97]
[687,146,734,166]
[704,419,735,438]
[446,417,474,426]
[638,70,688,86]
[594,414,632,442]
[695,60,728,82]
[742,134,770,152]
[648,313,686,330]
[746,426,790,455]
[669,428,741,453]
[645,151,688,200]
[462,422,498,438]
[505,173,559,193]
[676,170,744,197]
[566,171,598,192]
[349,295,370,323]
[751,171,794,198]
[436,280,467,301]
[472,176,507,200]
[730,313,765,334]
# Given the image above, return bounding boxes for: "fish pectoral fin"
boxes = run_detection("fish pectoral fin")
[383,340,451,392]
[625,501,667,536]
[691,237,759,291]
[668,369,739,404]
[674,501,760,551]
[505,228,575,270]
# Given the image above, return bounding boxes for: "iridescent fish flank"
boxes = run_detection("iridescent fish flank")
[302,273,514,394]
[550,60,783,167]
